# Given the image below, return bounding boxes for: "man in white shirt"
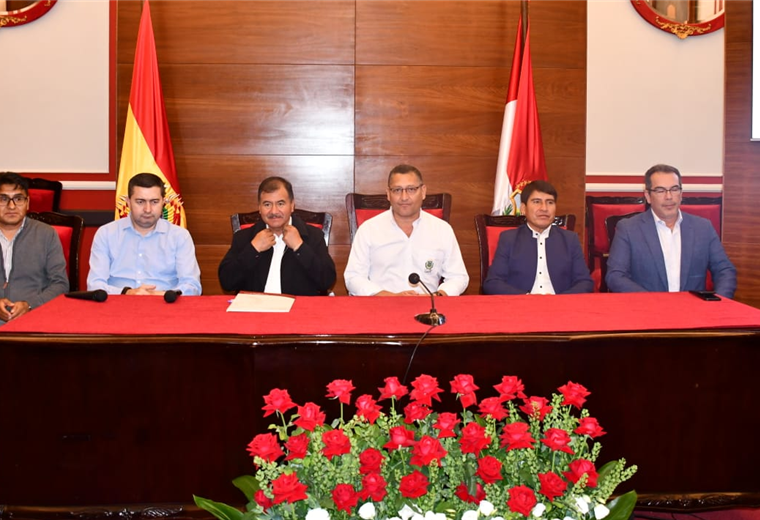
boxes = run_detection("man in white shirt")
[344,164,469,296]
[606,164,736,297]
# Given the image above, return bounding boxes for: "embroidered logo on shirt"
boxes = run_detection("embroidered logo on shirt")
[424,260,434,272]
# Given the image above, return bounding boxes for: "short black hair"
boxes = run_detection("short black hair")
[128,173,166,198]
[388,164,423,185]
[0,172,30,195]
[258,176,294,202]
[644,164,681,190]
[521,180,557,202]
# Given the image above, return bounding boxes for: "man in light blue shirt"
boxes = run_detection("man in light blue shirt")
[87,173,202,295]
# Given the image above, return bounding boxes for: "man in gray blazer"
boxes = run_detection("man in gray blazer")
[606,164,736,297]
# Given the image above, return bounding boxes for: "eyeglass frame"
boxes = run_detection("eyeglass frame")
[647,186,683,196]
[0,194,30,207]
[388,184,424,196]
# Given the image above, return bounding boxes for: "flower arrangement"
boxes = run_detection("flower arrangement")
[195,374,637,520]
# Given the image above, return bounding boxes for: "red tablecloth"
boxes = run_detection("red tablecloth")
[2,292,760,336]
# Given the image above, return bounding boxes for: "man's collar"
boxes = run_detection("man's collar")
[526,222,552,238]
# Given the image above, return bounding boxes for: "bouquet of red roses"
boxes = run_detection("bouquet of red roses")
[195,374,637,520]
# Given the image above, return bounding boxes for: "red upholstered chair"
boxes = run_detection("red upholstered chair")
[585,196,647,291]
[346,192,452,242]
[474,213,576,293]
[230,209,333,246]
[681,196,722,235]
[27,178,63,212]
[26,211,84,291]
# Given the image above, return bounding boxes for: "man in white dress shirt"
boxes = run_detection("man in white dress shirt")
[344,164,469,296]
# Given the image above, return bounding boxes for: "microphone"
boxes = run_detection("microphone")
[164,290,183,303]
[65,290,108,303]
[408,273,446,326]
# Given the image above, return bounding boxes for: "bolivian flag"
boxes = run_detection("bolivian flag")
[116,0,185,228]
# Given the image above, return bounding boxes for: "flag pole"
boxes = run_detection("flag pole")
[521,0,528,48]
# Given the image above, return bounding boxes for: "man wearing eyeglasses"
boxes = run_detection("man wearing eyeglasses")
[344,164,469,296]
[87,173,202,295]
[606,164,736,297]
[0,172,68,323]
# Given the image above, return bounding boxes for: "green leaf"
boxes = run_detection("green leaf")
[193,495,245,520]
[605,490,637,520]
[597,460,619,482]
[233,475,260,502]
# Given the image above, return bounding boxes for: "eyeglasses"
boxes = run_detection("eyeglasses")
[0,195,29,207]
[388,185,423,196]
[648,186,682,196]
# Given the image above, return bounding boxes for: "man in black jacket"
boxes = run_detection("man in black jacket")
[218,177,336,296]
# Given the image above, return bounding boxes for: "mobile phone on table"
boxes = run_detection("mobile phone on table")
[689,290,721,301]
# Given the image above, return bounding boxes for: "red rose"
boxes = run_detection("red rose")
[254,489,273,510]
[476,455,503,484]
[378,376,409,401]
[433,412,460,438]
[558,381,590,409]
[326,379,355,405]
[538,471,567,502]
[478,396,508,420]
[575,417,606,438]
[399,470,430,498]
[409,374,443,406]
[403,401,432,423]
[450,374,479,407]
[541,428,574,454]
[520,396,552,421]
[246,433,283,463]
[410,435,447,467]
[507,485,537,516]
[564,459,599,488]
[355,394,382,424]
[359,472,388,501]
[493,375,527,401]
[499,422,535,451]
[332,483,358,514]
[359,447,385,474]
[322,429,351,460]
[455,482,486,504]
[284,433,309,461]
[383,426,417,450]
[271,473,308,504]
[458,422,491,456]
[261,388,296,417]
[294,402,326,431]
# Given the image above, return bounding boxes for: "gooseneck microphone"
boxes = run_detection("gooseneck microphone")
[164,290,183,303]
[408,273,446,326]
[65,290,108,303]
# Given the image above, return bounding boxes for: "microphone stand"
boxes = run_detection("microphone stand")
[408,273,446,326]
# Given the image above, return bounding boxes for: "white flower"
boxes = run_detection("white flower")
[575,497,590,515]
[423,512,446,520]
[593,505,610,519]
[479,500,495,516]
[305,508,331,520]
[410,514,424,520]
[493,518,505,520]
[564,516,576,520]
[532,503,547,518]
[462,511,479,520]
[398,505,416,520]
[359,502,377,520]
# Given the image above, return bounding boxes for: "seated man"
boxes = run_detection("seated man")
[606,164,736,297]
[218,176,336,296]
[87,173,202,295]
[344,164,469,296]
[0,172,69,323]
[483,180,592,295]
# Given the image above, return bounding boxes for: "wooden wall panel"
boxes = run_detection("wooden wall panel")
[724,1,760,308]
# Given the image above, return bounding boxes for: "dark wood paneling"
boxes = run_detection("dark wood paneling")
[724,0,760,308]
[117,1,355,65]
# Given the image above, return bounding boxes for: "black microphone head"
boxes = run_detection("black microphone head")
[93,290,108,302]
[408,273,421,284]
[164,290,179,303]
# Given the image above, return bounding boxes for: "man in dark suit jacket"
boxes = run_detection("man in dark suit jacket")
[483,180,593,295]
[606,164,736,297]
[218,176,336,296]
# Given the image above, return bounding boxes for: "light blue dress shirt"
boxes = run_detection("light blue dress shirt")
[87,217,202,295]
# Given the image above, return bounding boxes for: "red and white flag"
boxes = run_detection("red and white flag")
[116,0,186,227]
[491,15,547,216]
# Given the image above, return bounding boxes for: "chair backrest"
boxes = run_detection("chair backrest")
[346,192,452,242]
[605,211,643,246]
[26,178,63,213]
[230,209,333,246]
[681,196,722,235]
[585,196,646,265]
[474,213,576,292]
[26,211,84,291]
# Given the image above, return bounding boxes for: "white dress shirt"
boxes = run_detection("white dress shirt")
[528,224,556,295]
[653,209,683,292]
[263,218,291,294]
